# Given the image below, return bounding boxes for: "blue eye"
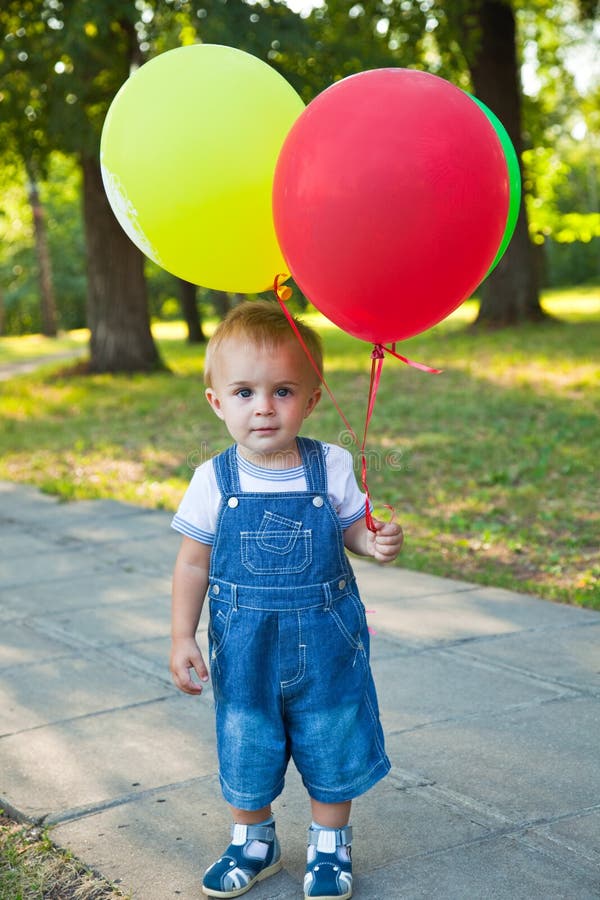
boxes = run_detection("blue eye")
[237,388,252,398]
[275,387,291,397]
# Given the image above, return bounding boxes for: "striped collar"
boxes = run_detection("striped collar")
[235,448,306,481]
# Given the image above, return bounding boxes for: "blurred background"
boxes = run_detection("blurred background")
[0,0,598,365]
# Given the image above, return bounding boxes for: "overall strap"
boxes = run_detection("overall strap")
[213,445,241,495]
[297,437,328,495]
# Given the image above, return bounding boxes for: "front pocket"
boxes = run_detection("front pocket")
[208,598,233,657]
[241,511,312,574]
[328,593,368,652]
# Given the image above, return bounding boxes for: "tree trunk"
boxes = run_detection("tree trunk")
[81,155,163,373]
[178,278,206,343]
[26,164,58,337]
[210,289,232,319]
[467,0,546,326]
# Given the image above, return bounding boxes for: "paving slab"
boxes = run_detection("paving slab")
[372,645,568,734]
[269,768,494,884]
[91,532,181,577]
[451,623,600,693]
[0,621,75,669]
[2,570,172,618]
[377,832,600,900]
[0,488,150,524]
[526,808,600,872]
[1,482,600,900]
[0,529,62,559]
[34,597,173,648]
[51,774,300,900]
[0,695,217,820]
[50,765,495,900]
[0,649,170,735]
[0,479,61,510]
[387,695,600,824]
[57,510,174,544]
[0,544,112,588]
[351,558,477,598]
[356,566,600,646]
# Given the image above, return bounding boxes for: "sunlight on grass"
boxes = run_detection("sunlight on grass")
[541,285,600,321]
[1,286,598,608]
[0,329,88,364]
[0,814,129,899]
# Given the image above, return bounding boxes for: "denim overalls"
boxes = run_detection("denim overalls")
[207,437,390,810]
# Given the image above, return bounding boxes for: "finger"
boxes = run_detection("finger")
[375,534,402,547]
[193,658,210,683]
[181,683,204,695]
[375,547,398,559]
[377,521,402,536]
[172,663,204,695]
[373,540,403,562]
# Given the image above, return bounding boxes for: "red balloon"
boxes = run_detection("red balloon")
[273,69,510,343]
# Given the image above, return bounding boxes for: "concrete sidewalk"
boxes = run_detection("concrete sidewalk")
[1,480,599,899]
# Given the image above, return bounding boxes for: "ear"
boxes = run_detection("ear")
[304,387,322,419]
[205,387,225,421]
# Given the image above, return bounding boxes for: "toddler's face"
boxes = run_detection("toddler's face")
[205,337,321,468]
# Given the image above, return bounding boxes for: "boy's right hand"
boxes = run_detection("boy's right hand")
[170,637,209,695]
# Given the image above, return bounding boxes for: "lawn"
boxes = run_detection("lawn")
[0,814,128,899]
[1,286,598,608]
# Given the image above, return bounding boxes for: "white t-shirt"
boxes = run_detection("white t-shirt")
[171,442,367,546]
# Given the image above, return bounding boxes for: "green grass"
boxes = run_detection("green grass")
[0,330,88,365]
[1,286,598,608]
[0,814,128,899]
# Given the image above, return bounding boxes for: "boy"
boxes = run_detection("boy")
[170,301,403,899]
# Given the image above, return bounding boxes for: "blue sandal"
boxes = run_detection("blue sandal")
[304,825,353,900]
[202,822,282,898]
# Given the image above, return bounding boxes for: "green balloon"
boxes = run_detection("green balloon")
[468,94,521,277]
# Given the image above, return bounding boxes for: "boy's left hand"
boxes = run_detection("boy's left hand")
[368,518,404,564]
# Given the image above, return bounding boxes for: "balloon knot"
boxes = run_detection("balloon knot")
[371,343,385,360]
[274,274,292,301]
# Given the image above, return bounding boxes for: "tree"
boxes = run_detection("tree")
[283,0,598,326]
[25,162,58,335]
[518,3,600,281]
[1,1,313,358]
[0,8,59,337]
[49,3,165,372]
[178,279,206,343]
[445,0,545,326]
[0,1,164,370]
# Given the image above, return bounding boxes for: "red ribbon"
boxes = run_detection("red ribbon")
[274,276,358,442]
[274,276,441,532]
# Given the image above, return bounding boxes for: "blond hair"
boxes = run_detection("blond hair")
[204,300,323,388]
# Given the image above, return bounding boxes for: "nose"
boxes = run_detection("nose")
[254,394,275,416]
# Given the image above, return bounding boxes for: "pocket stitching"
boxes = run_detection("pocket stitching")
[240,531,312,574]
[329,595,367,653]
[209,602,233,658]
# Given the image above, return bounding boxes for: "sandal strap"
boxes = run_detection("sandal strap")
[308,825,353,847]
[230,822,276,843]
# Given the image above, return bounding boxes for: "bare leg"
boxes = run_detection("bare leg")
[310,799,352,828]
[229,804,272,824]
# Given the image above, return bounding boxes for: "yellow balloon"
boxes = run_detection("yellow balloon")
[100,44,304,293]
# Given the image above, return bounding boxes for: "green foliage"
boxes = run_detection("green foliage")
[545,237,600,285]
[524,144,600,244]
[0,153,86,334]
[0,0,597,336]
